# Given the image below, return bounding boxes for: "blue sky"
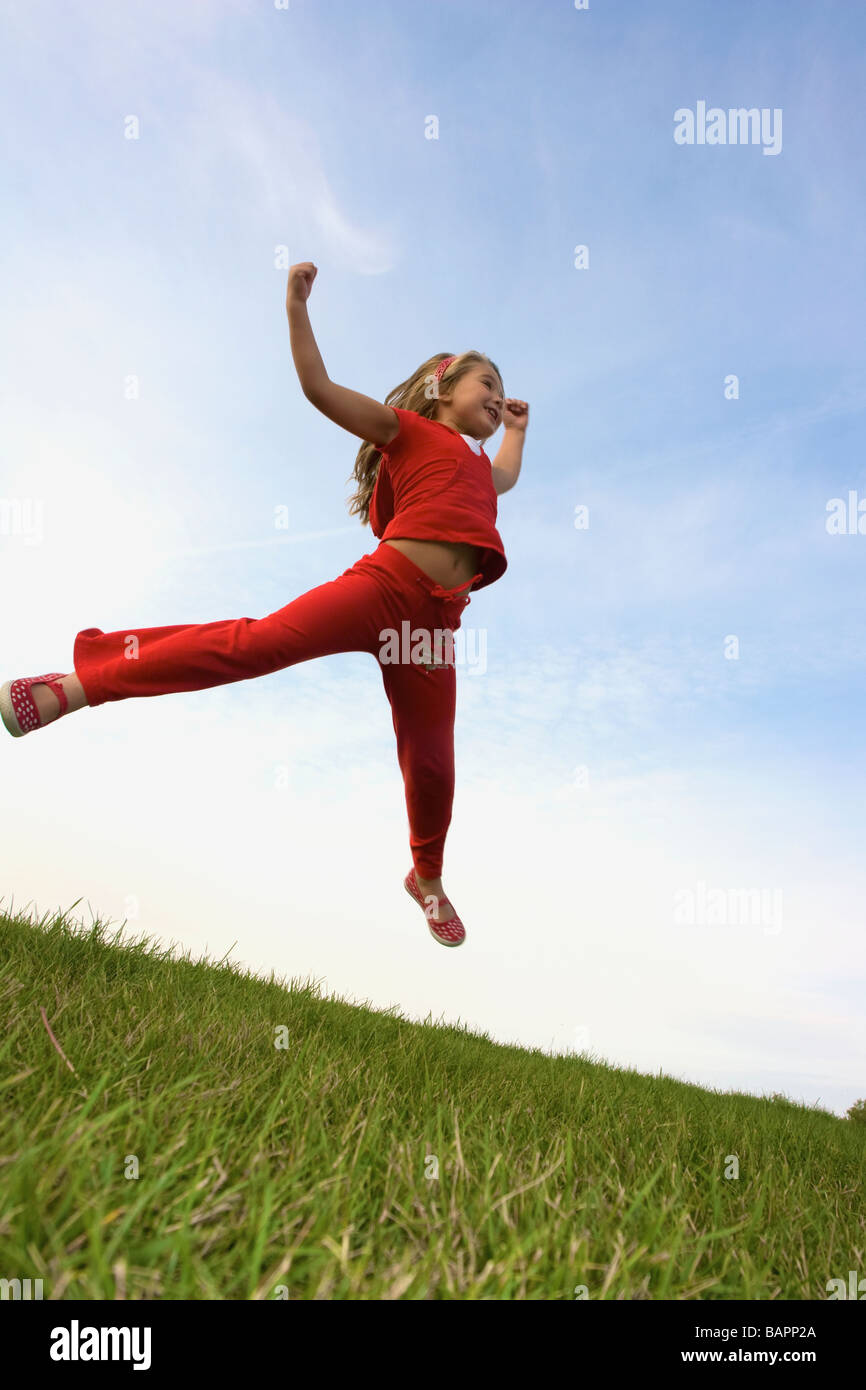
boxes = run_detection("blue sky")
[2,0,864,1116]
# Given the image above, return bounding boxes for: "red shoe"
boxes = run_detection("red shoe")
[404,867,466,947]
[0,673,69,738]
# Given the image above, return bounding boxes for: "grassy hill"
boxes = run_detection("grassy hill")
[1,899,863,1300]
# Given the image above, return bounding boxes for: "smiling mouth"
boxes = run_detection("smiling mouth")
[485,407,498,424]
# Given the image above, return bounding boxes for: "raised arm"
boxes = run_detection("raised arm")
[286,263,399,449]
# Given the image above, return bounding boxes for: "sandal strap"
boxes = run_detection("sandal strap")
[405,870,459,924]
[39,675,69,717]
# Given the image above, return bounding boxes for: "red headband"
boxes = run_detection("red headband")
[433,355,456,382]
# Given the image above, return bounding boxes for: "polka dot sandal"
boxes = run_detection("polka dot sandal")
[0,673,69,738]
[404,867,466,947]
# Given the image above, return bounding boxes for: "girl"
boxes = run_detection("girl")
[1,262,529,948]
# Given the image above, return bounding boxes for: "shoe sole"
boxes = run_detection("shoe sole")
[404,880,466,947]
[0,682,25,737]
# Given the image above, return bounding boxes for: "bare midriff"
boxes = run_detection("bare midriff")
[383,537,482,590]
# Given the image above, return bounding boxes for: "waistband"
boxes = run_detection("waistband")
[367,542,483,603]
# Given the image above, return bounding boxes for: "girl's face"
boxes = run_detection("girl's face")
[441,362,505,440]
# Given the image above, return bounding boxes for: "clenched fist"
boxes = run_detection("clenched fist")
[286,261,318,308]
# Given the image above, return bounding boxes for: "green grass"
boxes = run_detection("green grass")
[1,898,863,1300]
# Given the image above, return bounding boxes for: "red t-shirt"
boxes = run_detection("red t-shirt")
[368,407,507,592]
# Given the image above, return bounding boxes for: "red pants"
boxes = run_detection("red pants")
[73,541,482,880]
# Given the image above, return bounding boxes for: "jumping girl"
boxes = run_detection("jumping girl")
[1,262,528,947]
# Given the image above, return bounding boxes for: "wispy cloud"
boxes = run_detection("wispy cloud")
[182,78,397,273]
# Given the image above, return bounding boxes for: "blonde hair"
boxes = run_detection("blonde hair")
[347,350,504,527]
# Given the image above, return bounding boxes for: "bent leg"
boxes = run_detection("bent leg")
[380,657,456,881]
[74,565,384,706]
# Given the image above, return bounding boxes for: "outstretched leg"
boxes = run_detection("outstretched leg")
[32,563,388,717]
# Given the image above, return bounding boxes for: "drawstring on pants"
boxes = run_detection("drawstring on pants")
[419,573,483,603]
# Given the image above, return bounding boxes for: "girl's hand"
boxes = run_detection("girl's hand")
[502,398,529,432]
[287,261,318,308]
